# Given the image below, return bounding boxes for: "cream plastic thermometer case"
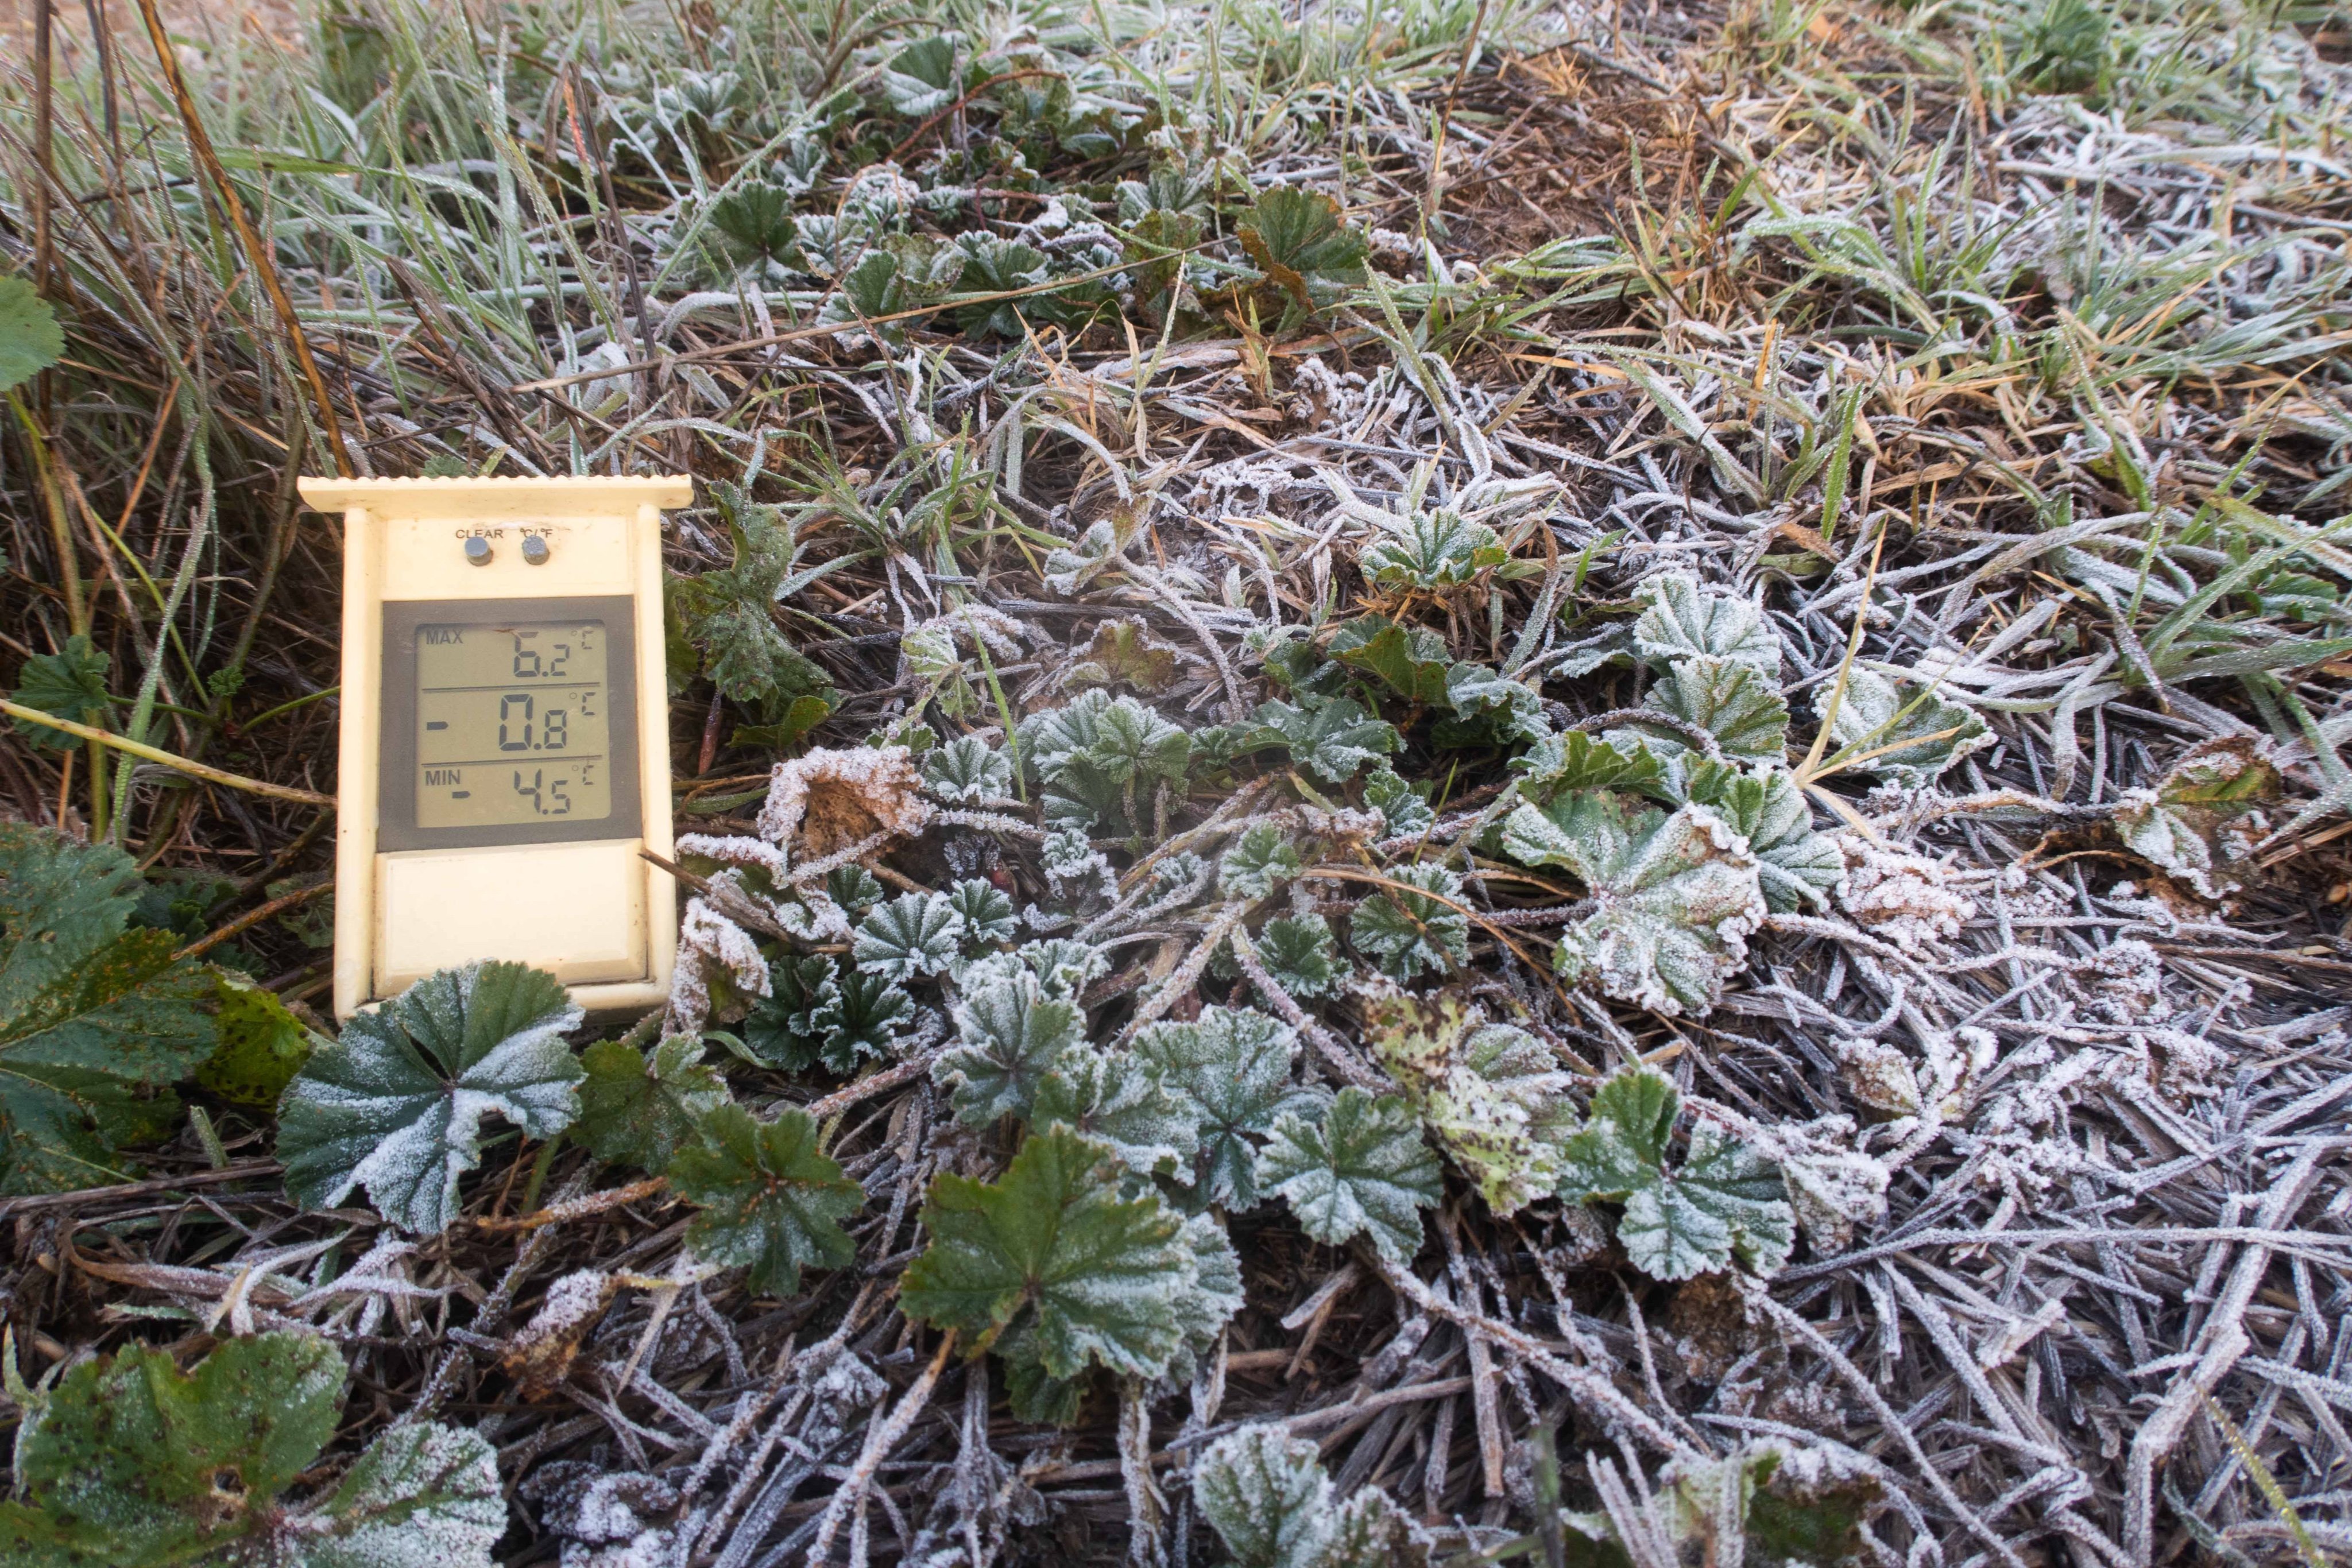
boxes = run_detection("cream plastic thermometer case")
[297,475,692,1019]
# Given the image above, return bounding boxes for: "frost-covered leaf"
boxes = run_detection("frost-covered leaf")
[902,624,974,717]
[0,1330,502,1567]
[1194,1428,1333,1568]
[278,961,583,1234]
[1557,1066,1793,1280]
[1193,1427,1427,1568]
[902,1125,1193,1380]
[1134,1004,1321,1209]
[669,1102,860,1296]
[1221,825,1305,900]
[1020,690,1190,828]
[949,878,1020,946]
[195,970,318,1108]
[879,34,958,117]
[1510,730,1666,804]
[0,274,66,396]
[1744,1115,1890,1253]
[0,825,215,1194]
[2113,735,2280,899]
[825,864,885,914]
[1681,761,1842,913]
[740,954,836,1070]
[575,1034,731,1174]
[667,484,838,717]
[1632,574,1783,675]
[810,966,913,1069]
[1347,863,1468,981]
[1328,616,1450,704]
[1360,509,1506,591]
[1640,656,1790,762]
[9,635,113,752]
[1248,695,1400,784]
[853,891,964,981]
[1259,1087,1442,1261]
[1441,661,1546,741]
[1067,620,1186,692]
[1817,668,1993,785]
[1237,187,1370,319]
[1166,1209,1247,1370]
[1363,989,1580,1217]
[1032,1044,1200,1177]
[1557,1440,1882,1568]
[1504,793,1766,1017]
[1258,913,1342,998]
[936,970,1084,1126]
[1364,766,1433,838]
[1021,938,1111,997]
[923,734,1014,802]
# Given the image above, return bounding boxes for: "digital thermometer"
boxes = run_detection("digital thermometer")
[299,476,692,1017]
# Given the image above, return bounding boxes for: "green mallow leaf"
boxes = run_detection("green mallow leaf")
[1816,668,1993,785]
[741,954,837,1070]
[1221,824,1306,900]
[575,1034,732,1174]
[1347,863,1469,982]
[1681,761,1842,913]
[1237,187,1370,320]
[1364,766,1433,838]
[1504,793,1767,1017]
[1359,508,1506,591]
[1259,1087,1442,1262]
[1020,690,1191,829]
[0,274,67,395]
[923,735,1014,802]
[949,878,1020,946]
[1441,661,1546,742]
[0,824,216,1194]
[1510,730,1668,804]
[9,634,113,751]
[668,1102,861,1296]
[1133,1004,1322,1209]
[1248,695,1401,784]
[194,970,319,1108]
[853,891,964,981]
[2113,735,2280,899]
[1193,1427,1430,1568]
[1067,620,1187,693]
[277,961,584,1234]
[1558,1440,1882,1568]
[901,1125,1196,1380]
[1258,913,1342,998]
[1639,655,1790,762]
[879,34,958,117]
[666,482,838,716]
[1328,616,1451,704]
[1031,1043,1201,1178]
[1557,1066,1794,1280]
[826,864,885,913]
[935,969,1084,1126]
[811,966,914,1069]
[1631,573,1784,675]
[1363,989,1580,1218]
[0,1330,503,1566]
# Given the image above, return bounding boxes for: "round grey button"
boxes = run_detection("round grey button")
[522,535,551,565]
[463,536,493,566]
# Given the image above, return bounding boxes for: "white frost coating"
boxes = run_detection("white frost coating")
[666,898,772,1037]
[284,1421,505,1568]
[676,832,791,877]
[1835,837,1976,956]
[755,745,931,855]
[507,1269,616,1359]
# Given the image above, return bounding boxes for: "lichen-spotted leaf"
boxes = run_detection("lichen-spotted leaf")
[668,1102,861,1296]
[0,824,216,1194]
[901,1125,1193,1380]
[1259,1087,1442,1262]
[277,961,584,1234]
[1363,989,1580,1217]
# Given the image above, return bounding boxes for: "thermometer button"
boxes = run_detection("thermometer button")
[463,536,493,566]
[522,535,551,565]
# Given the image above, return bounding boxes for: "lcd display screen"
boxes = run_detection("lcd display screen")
[413,619,614,830]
